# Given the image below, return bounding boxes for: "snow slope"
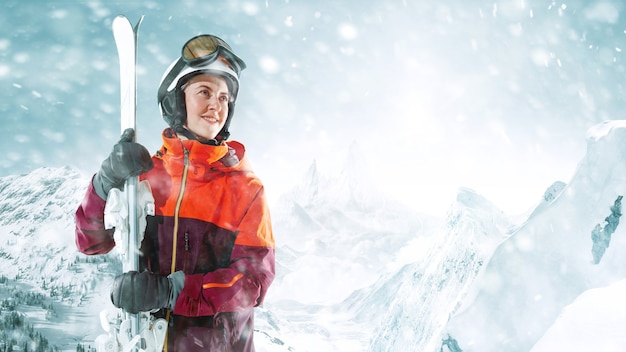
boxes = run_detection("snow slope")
[0,167,121,349]
[364,187,514,351]
[531,278,626,352]
[444,120,626,351]
[0,166,121,295]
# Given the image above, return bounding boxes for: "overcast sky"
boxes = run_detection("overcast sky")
[2,0,625,216]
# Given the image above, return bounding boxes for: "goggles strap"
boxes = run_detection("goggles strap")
[157,58,186,103]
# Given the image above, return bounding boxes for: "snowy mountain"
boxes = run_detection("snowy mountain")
[3,121,626,351]
[362,187,514,352]
[443,120,626,351]
[256,143,443,350]
[0,145,439,350]
[0,167,108,286]
[530,278,626,351]
[0,167,121,349]
[255,144,526,351]
[0,142,445,351]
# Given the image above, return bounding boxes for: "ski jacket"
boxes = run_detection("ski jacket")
[75,128,275,351]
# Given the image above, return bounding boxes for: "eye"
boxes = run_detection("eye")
[219,95,230,102]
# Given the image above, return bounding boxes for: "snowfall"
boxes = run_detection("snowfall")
[2,0,626,351]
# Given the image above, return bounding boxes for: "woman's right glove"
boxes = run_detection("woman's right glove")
[93,128,153,200]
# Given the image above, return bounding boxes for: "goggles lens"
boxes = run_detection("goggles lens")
[181,35,246,75]
[183,35,227,60]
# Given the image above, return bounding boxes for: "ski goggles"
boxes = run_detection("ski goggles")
[158,34,246,103]
[181,34,246,76]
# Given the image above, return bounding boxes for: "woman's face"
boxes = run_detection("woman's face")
[183,73,230,142]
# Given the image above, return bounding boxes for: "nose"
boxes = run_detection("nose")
[206,95,220,110]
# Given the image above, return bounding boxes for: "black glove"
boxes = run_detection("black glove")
[93,128,153,199]
[111,271,184,314]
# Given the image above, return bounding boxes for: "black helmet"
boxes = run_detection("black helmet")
[158,34,246,143]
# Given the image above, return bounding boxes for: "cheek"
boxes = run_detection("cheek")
[184,95,198,111]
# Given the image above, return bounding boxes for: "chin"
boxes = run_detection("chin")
[203,132,219,140]
[183,127,219,142]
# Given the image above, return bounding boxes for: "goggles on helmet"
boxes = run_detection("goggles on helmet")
[158,34,246,105]
[182,34,246,75]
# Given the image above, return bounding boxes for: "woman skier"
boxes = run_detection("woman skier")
[75,33,275,351]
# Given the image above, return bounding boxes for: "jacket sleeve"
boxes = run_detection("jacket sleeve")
[75,175,116,255]
[172,186,276,317]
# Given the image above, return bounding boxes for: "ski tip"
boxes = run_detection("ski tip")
[134,15,145,32]
[112,15,131,32]
[113,14,128,23]
[113,14,144,34]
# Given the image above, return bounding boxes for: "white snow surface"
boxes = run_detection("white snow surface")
[530,279,626,352]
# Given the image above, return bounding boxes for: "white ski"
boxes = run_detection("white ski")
[95,15,167,352]
[114,13,142,350]
[113,14,141,275]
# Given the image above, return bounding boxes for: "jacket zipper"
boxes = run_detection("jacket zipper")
[170,147,190,275]
[165,147,190,352]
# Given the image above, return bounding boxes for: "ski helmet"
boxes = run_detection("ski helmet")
[158,34,246,142]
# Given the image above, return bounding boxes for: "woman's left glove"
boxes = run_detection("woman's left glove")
[111,271,184,314]
[93,128,153,200]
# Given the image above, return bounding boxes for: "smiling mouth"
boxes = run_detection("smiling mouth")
[202,116,219,123]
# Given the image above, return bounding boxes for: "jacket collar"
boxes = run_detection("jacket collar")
[159,128,246,170]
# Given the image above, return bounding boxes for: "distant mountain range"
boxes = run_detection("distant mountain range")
[2,122,625,351]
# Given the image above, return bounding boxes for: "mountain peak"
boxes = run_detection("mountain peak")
[455,187,499,210]
[285,141,385,211]
[450,187,512,238]
[444,120,626,351]
[585,120,626,143]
